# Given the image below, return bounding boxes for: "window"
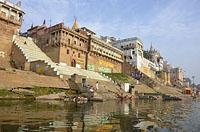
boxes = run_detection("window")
[74,41,76,45]
[121,46,123,48]
[67,49,69,54]
[10,15,15,20]
[1,11,6,17]
[73,51,75,54]
[132,51,135,55]
[68,39,70,44]
[78,53,81,58]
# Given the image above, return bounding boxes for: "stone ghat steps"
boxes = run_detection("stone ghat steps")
[13,35,108,81]
[13,37,52,62]
[0,70,70,89]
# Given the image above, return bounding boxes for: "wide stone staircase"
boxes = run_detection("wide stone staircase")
[12,35,108,81]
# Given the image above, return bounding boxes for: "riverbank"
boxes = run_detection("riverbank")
[0,69,186,101]
[0,86,122,102]
[0,86,187,102]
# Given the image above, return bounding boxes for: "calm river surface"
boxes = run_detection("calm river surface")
[0,98,199,132]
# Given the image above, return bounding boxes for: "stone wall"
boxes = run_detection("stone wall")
[44,46,60,63]
[59,46,87,68]
[30,60,57,76]
[0,19,20,68]
[0,69,69,89]
[10,43,27,69]
[122,61,136,75]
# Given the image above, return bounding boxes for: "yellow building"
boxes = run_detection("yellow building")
[88,35,124,73]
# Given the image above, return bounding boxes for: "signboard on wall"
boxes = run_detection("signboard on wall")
[77,58,84,64]
[87,64,95,71]
[98,67,111,73]
[98,60,114,68]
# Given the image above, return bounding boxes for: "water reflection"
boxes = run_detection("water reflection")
[0,98,199,132]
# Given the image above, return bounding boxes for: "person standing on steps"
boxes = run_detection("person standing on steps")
[96,81,99,91]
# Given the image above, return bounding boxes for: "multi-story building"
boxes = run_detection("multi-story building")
[88,35,123,73]
[170,67,184,85]
[28,21,89,69]
[113,37,143,68]
[0,0,24,68]
[27,20,123,73]
[113,37,156,78]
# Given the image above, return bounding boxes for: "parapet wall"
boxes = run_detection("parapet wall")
[0,69,69,89]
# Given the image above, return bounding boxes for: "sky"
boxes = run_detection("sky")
[11,0,200,84]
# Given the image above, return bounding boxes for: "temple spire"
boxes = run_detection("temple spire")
[31,23,33,28]
[72,17,79,30]
[43,19,46,25]
[150,43,153,51]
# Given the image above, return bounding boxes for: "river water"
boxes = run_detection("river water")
[0,98,199,132]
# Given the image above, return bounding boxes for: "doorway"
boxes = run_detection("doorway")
[71,59,76,67]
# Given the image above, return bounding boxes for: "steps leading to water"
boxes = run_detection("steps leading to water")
[13,35,108,81]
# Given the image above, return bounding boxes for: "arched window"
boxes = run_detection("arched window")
[67,49,69,54]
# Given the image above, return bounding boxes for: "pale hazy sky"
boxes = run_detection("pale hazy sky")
[12,0,200,84]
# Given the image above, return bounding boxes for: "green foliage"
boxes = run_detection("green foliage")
[0,89,19,97]
[104,73,137,85]
[30,87,66,96]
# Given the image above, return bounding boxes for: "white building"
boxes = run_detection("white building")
[100,36,117,44]
[113,37,143,68]
[113,37,156,78]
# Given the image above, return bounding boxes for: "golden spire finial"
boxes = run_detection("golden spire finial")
[72,17,79,30]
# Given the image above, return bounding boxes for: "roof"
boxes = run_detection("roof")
[113,37,143,46]
[81,27,96,35]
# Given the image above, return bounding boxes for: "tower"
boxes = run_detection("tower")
[72,18,79,30]
[0,0,24,68]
